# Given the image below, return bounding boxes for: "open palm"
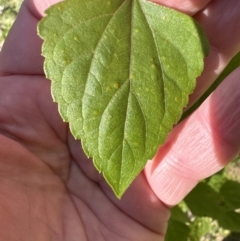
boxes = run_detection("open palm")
[0,74,168,240]
[0,0,239,240]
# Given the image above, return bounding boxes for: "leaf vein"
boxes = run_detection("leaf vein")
[137,0,166,144]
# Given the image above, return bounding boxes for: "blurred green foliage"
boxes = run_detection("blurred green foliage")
[166,162,240,241]
[0,0,22,49]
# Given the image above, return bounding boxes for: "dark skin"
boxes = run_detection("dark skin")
[0,0,240,240]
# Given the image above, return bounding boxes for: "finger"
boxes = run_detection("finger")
[189,0,240,106]
[153,0,212,15]
[145,67,240,206]
[27,0,62,17]
[0,0,61,76]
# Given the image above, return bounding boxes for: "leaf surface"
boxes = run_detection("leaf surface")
[38,0,208,197]
[165,219,190,241]
[185,182,240,232]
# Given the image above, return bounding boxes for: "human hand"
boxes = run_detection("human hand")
[0,0,239,241]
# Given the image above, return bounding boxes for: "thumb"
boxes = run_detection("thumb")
[28,0,63,18]
[152,0,211,15]
[145,67,240,206]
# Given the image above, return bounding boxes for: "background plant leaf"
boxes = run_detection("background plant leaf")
[38,0,208,197]
[170,205,190,223]
[189,217,212,241]
[165,219,190,241]
[185,181,240,232]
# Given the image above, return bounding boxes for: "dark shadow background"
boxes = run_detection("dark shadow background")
[223,232,240,241]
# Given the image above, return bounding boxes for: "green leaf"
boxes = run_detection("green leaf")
[189,217,211,241]
[165,219,190,241]
[207,171,227,193]
[220,181,240,210]
[184,182,240,232]
[170,205,190,223]
[184,182,232,218]
[218,211,240,232]
[38,0,208,197]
